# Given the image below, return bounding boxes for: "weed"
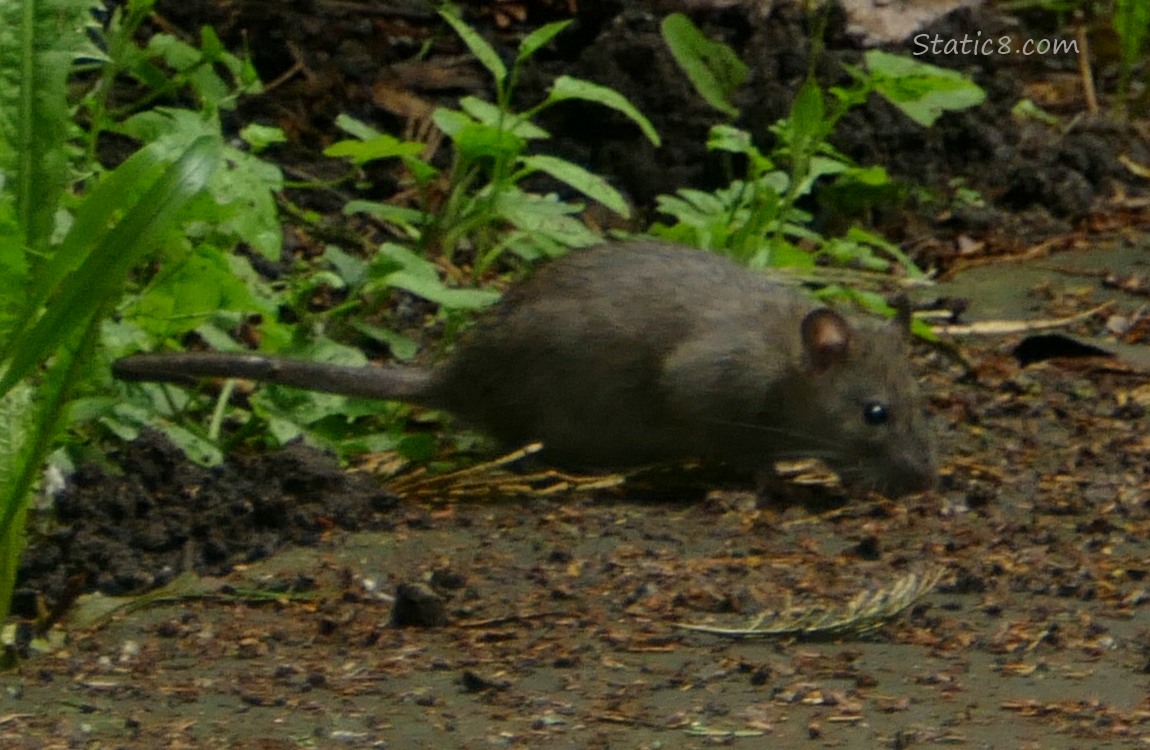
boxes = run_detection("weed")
[657,12,983,276]
[0,0,228,631]
[326,6,659,273]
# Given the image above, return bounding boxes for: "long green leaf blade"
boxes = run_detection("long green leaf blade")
[517,20,571,63]
[0,380,33,628]
[0,135,222,394]
[547,76,661,146]
[660,13,747,118]
[0,306,102,628]
[519,154,629,217]
[439,7,507,86]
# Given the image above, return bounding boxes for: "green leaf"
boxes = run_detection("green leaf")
[494,188,601,248]
[547,76,661,146]
[1116,0,1150,70]
[459,97,550,139]
[450,121,526,162]
[865,50,985,127]
[789,79,827,144]
[841,164,889,187]
[10,137,178,340]
[0,191,27,334]
[430,107,474,137]
[117,108,284,258]
[707,124,773,173]
[0,306,104,626]
[199,24,225,61]
[517,20,572,63]
[105,402,223,465]
[334,113,382,140]
[844,227,928,279]
[345,200,428,237]
[147,32,200,71]
[439,7,507,87]
[792,154,851,196]
[370,243,502,310]
[320,244,368,287]
[707,124,754,155]
[660,13,747,117]
[386,271,501,310]
[148,33,229,108]
[241,123,287,152]
[133,245,270,338]
[671,188,727,215]
[519,154,630,217]
[0,135,222,395]
[325,133,427,164]
[766,241,815,269]
[0,381,33,625]
[0,0,98,253]
[207,145,284,259]
[370,242,440,281]
[351,321,420,361]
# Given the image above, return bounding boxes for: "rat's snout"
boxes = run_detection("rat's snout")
[885,440,938,497]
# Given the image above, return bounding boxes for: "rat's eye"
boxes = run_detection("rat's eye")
[863,402,890,426]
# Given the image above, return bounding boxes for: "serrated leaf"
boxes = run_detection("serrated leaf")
[0,380,33,626]
[0,0,98,253]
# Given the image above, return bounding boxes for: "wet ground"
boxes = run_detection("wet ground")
[6,0,1150,747]
[7,237,1150,748]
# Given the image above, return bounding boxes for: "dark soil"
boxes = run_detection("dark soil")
[6,1,1150,747]
[14,437,397,618]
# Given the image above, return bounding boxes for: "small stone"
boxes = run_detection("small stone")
[391,582,448,628]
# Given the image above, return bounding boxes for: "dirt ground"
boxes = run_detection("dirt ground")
[8,299,1150,749]
[6,0,1150,747]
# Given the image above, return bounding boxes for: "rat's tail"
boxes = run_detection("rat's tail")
[113,352,434,402]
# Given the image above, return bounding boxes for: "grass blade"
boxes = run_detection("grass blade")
[0,135,222,394]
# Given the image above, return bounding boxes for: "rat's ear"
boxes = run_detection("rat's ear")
[801,308,852,372]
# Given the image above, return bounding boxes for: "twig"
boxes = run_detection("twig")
[933,301,1113,337]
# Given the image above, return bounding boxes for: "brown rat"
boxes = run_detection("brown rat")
[114,241,937,496]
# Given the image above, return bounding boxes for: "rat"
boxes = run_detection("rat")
[114,241,937,496]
